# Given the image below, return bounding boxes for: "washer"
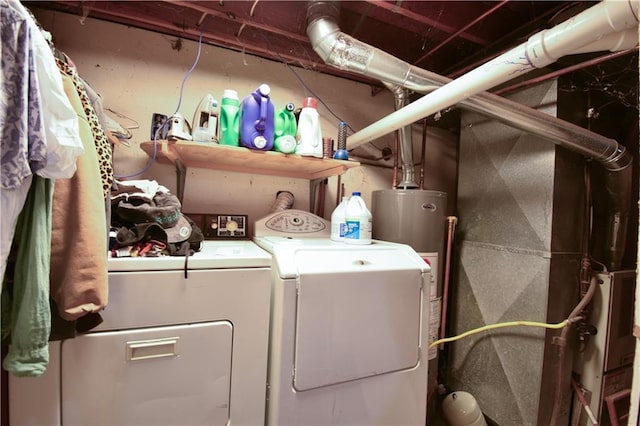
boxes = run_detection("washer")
[254,210,431,425]
[10,240,272,426]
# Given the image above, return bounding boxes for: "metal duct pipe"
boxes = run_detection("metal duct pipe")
[342,0,639,147]
[306,0,635,270]
[382,82,418,189]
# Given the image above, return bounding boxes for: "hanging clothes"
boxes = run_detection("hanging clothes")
[56,56,113,199]
[49,69,108,326]
[0,0,84,283]
[1,0,86,377]
[1,176,53,377]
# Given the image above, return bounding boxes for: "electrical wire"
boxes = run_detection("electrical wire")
[115,33,203,179]
[172,32,203,117]
[286,63,355,132]
[429,319,572,350]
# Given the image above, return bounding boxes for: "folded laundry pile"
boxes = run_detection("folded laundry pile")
[110,179,203,257]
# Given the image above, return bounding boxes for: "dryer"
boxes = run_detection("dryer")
[254,210,431,425]
[10,240,272,426]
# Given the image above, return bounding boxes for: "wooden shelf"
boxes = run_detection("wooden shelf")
[140,140,359,180]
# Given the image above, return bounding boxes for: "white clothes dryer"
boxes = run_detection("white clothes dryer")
[10,241,272,426]
[254,210,431,425]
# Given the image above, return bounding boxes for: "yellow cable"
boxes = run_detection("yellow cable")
[429,319,570,349]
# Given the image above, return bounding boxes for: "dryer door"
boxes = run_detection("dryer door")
[292,248,423,391]
[61,321,232,425]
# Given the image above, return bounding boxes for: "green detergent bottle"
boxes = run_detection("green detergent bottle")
[219,89,240,146]
[274,103,297,154]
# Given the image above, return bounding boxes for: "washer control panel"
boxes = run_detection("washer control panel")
[254,210,330,237]
[186,213,248,239]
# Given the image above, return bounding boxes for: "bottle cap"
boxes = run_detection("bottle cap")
[258,84,271,96]
[285,103,295,111]
[254,135,268,149]
[303,97,318,109]
[352,191,361,196]
[275,135,296,153]
[223,89,238,100]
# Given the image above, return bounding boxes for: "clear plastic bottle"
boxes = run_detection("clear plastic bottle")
[331,196,350,241]
[295,97,323,158]
[344,191,372,245]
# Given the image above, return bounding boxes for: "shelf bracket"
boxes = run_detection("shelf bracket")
[175,158,186,204]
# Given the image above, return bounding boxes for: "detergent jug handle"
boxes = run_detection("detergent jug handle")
[255,93,268,132]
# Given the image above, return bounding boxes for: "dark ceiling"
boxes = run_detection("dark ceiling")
[29,1,605,85]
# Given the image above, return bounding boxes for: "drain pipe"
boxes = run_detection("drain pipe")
[383,82,418,189]
[306,0,636,269]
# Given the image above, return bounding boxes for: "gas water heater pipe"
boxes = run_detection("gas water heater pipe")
[306,0,636,270]
[383,82,418,189]
[440,216,458,343]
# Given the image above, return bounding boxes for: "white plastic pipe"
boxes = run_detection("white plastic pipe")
[348,0,639,148]
[572,28,638,54]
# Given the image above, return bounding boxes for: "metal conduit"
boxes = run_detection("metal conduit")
[382,82,418,189]
[306,0,635,270]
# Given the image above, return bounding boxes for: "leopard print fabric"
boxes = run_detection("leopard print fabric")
[55,57,113,198]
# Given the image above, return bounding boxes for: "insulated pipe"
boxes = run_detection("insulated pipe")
[306,0,635,269]
[383,82,418,189]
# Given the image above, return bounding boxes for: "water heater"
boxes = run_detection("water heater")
[372,189,446,253]
[371,188,447,421]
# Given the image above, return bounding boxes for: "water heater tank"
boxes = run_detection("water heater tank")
[371,189,446,253]
[371,188,447,425]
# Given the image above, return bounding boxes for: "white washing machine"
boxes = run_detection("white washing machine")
[254,210,431,425]
[9,240,272,426]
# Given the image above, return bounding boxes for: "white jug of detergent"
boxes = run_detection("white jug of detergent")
[295,97,323,158]
[344,191,372,245]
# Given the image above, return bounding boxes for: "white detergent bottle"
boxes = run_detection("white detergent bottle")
[331,196,350,241]
[344,191,372,245]
[295,97,323,158]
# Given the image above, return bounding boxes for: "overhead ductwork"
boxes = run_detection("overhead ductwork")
[306,0,637,270]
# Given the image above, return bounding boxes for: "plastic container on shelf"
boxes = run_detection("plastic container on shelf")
[295,97,323,158]
[219,89,240,146]
[344,191,372,245]
[240,84,275,151]
[274,103,297,154]
[330,196,350,242]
